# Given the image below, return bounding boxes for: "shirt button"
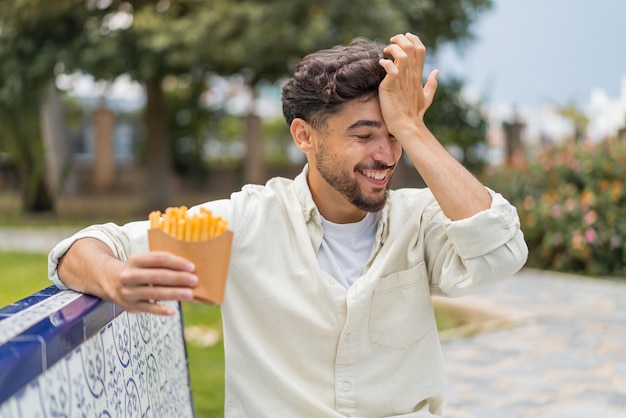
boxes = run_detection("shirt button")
[342,382,351,391]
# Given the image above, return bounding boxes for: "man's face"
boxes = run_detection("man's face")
[310,98,402,214]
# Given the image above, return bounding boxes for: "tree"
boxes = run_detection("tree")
[1,0,492,213]
[61,0,227,212]
[0,0,86,212]
[0,97,53,212]
[0,0,223,212]
[208,0,493,183]
[210,0,492,82]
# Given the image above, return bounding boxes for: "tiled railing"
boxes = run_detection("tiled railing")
[0,286,194,417]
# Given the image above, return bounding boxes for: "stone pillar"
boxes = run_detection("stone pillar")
[503,113,525,165]
[93,105,115,191]
[244,111,265,185]
[40,83,78,195]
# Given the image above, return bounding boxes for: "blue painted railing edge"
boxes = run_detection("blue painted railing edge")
[0,285,61,319]
[0,286,123,404]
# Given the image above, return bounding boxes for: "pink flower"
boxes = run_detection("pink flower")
[584,228,596,244]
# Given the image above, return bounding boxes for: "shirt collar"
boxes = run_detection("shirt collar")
[292,164,390,248]
[293,164,322,225]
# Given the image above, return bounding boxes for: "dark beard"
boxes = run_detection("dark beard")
[316,149,392,213]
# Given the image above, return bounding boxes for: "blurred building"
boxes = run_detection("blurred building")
[484,74,626,165]
[57,74,146,194]
[586,75,626,141]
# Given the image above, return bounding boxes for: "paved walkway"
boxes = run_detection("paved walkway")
[0,227,80,253]
[2,229,625,417]
[442,268,626,418]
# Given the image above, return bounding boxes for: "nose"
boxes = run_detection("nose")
[372,135,400,165]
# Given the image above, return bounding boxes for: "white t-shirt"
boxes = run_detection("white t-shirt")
[318,211,381,288]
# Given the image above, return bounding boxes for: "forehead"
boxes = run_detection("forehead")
[326,98,384,131]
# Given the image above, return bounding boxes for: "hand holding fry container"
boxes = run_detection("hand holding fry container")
[148,206,233,305]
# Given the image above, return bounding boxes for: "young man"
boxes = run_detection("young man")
[49,33,527,416]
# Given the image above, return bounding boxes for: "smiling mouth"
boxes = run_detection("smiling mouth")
[360,169,389,181]
[357,166,395,189]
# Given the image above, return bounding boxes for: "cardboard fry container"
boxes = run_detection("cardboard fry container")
[148,228,233,305]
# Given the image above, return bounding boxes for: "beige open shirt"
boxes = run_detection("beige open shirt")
[49,166,528,417]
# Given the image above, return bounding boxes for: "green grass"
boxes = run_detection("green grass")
[1,251,471,417]
[0,252,51,304]
[433,302,468,330]
[181,302,226,417]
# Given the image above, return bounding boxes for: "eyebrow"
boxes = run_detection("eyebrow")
[346,119,383,131]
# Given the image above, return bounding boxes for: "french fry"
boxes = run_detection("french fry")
[185,217,193,241]
[190,217,200,241]
[199,212,209,240]
[208,216,216,237]
[178,218,186,240]
[149,210,161,229]
[148,206,228,241]
[218,219,227,235]
[171,217,178,239]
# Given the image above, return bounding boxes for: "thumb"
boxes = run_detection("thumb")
[423,69,439,110]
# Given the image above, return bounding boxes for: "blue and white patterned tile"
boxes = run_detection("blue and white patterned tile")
[0,296,194,417]
[0,288,82,346]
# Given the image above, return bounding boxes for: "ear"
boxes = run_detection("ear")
[290,118,315,153]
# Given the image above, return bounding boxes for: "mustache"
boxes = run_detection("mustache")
[354,161,395,171]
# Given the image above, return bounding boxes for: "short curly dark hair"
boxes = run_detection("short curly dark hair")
[281,37,390,132]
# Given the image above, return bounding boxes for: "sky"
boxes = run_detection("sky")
[434,0,626,108]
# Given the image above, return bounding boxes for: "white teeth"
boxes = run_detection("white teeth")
[362,170,387,180]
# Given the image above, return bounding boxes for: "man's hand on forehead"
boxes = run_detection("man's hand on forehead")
[377,32,439,138]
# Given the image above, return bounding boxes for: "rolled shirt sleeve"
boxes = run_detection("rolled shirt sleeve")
[429,189,528,297]
[47,221,150,290]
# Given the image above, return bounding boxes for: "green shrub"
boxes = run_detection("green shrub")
[481,136,626,277]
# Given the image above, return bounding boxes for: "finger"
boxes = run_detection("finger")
[404,33,426,81]
[378,57,398,76]
[121,284,194,303]
[128,251,196,272]
[423,69,439,108]
[127,301,177,316]
[404,32,425,49]
[389,33,412,49]
[382,43,407,64]
[390,33,425,60]
[119,267,198,287]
